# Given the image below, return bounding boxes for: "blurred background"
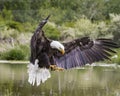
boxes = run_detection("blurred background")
[0,1,120,96]
[0,0,120,63]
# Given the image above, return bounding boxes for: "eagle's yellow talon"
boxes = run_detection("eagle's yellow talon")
[50,65,56,68]
[56,67,64,71]
[50,65,64,71]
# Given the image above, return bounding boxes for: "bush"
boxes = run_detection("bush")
[60,17,115,41]
[73,17,98,38]
[19,45,30,60]
[3,49,26,60]
[0,44,30,60]
[23,22,36,32]
[109,14,120,45]
[6,21,24,32]
[1,7,13,21]
[111,49,120,64]
[43,22,60,40]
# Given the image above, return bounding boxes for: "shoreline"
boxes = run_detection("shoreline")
[0,60,119,68]
[0,60,29,64]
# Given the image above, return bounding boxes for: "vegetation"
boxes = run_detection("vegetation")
[0,0,120,64]
[0,45,30,60]
[110,49,120,64]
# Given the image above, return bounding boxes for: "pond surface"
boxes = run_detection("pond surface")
[0,63,120,96]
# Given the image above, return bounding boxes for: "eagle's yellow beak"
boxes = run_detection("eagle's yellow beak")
[60,49,65,55]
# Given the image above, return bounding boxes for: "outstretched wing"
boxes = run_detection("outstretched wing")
[30,15,51,64]
[54,37,119,69]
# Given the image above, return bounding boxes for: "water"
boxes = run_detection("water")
[0,63,120,96]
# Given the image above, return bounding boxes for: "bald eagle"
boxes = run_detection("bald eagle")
[28,15,119,86]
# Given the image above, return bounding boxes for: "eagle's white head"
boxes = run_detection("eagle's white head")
[50,41,65,54]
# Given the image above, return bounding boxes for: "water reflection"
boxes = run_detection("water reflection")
[0,63,120,96]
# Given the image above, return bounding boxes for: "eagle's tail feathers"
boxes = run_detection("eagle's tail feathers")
[27,59,51,86]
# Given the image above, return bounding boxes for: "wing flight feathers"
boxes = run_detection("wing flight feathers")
[54,37,119,69]
[36,15,50,32]
[30,15,51,64]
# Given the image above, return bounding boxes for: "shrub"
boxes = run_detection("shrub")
[74,17,98,38]
[60,18,99,41]
[19,45,30,60]
[1,7,13,21]
[109,14,120,45]
[111,49,120,64]
[23,22,36,32]
[3,49,26,60]
[6,21,24,32]
[43,22,60,40]
[0,44,30,60]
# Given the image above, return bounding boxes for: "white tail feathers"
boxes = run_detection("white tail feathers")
[27,59,51,86]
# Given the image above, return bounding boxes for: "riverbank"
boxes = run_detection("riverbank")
[0,60,120,68]
[0,60,29,64]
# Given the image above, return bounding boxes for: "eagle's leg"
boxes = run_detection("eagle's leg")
[50,56,64,71]
[50,65,64,71]
[49,56,56,69]
[55,66,64,71]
